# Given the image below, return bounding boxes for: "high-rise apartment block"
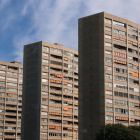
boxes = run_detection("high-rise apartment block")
[0,61,23,140]
[79,12,140,139]
[21,41,78,140]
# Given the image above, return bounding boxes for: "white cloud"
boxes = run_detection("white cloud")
[12,0,140,63]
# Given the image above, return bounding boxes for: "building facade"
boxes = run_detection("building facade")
[79,12,140,139]
[0,61,23,140]
[21,41,78,140]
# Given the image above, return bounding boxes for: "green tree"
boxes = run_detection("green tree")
[95,123,140,140]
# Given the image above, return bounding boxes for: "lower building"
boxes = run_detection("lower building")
[21,41,78,140]
[79,12,140,140]
[0,61,23,140]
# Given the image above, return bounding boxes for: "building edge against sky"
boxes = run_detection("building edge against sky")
[78,12,140,140]
[21,41,78,140]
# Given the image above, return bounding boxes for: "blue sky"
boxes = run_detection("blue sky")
[0,0,140,64]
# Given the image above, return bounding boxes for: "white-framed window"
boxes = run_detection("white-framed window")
[105,66,112,71]
[0,76,5,80]
[41,112,47,116]
[42,79,48,82]
[105,74,112,79]
[105,26,111,32]
[42,92,48,96]
[115,100,128,106]
[113,21,126,28]
[42,59,49,63]
[42,85,48,89]
[113,29,126,36]
[105,34,112,40]
[42,72,48,76]
[106,91,112,95]
[105,18,112,24]
[105,58,112,63]
[43,46,49,51]
[105,50,112,55]
[105,82,112,87]
[0,71,5,74]
[42,53,49,57]
[114,84,127,90]
[42,105,48,109]
[7,77,17,81]
[106,99,113,104]
[106,116,113,121]
[106,107,113,112]
[51,48,62,54]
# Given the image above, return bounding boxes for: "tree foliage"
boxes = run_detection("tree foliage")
[95,123,140,140]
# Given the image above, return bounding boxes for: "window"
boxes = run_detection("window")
[74,66,78,71]
[43,46,49,51]
[114,52,126,58]
[128,33,138,40]
[42,119,47,122]
[130,102,134,107]
[106,91,112,95]
[42,53,49,57]
[42,59,49,63]
[0,76,5,80]
[114,91,128,98]
[106,99,113,104]
[0,87,5,90]
[128,48,138,55]
[41,112,47,115]
[42,79,48,82]
[105,66,112,71]
[42,66,48,70]
[114,84,127,90]
[6,98,17,103]
[41,132,48,136]
[115,108,128,114]
[7,77,17,81]
[128,25,137,33]
[115,100,128,106]
[42,98,48,102]
[114,67,127,74]
[7,88,17,92]
[0,71,5,74]
[129,87,139,93]
[51,48,62,54]
[105,18,111,24]
[41,126,48,129]
[105,82,112,87]
[130,110,135,116]
[105,42,112,47]
[115,76,127,82]
[105,27,111,32]
[113,37,126,44]
[64,51,73,57]
[7,83,17,87]
[105,34,112,40]
[42,85,48,89]
[106,107,113,112]
[129,94,139,100]
[113,29,126,36]
[113,21,126,28]
[105,74,112,79]
[106,116,113,121]
[105,58,112,63]
[42,72,48,76]
[105,50,112,55]
[114,59,127,65]
[0,82,5,85]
